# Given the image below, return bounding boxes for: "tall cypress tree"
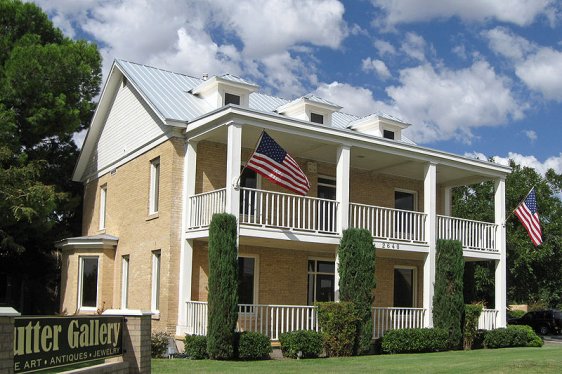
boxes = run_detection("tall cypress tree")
[207,213,239,359]
[432,239,464,349]
[338,228,376,355]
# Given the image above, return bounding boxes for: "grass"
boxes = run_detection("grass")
[152,344,562,373]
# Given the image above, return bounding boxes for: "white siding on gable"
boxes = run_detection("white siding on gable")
[84,82,167,178]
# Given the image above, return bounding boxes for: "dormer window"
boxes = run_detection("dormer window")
[225,93,241,106]
[383,130,395,140]
[311,113,324,124]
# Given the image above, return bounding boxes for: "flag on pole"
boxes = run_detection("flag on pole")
[245,131,310,195]
[514,187,543,246]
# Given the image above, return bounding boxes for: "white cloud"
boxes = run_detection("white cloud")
[313,82,379,116]
[484,27,562,101]
[466,152,562,175]
[361,58,391,79]
[374,39,396,55]
[385,61,524,143]
[524,130,537,142]
[400,32,427,61]
[371,0,557,28]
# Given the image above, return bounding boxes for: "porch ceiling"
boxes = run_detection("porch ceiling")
[197,124,498,187]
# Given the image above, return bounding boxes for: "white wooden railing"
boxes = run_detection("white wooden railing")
[478,309,498,330]
[188,188,226,229]
[437,215,498,252]
[240,187,339,234]
[372,307,426,338]
[186,302,430,340]
[350,203,427,243]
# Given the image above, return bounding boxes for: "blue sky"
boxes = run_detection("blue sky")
[34,0,562,175]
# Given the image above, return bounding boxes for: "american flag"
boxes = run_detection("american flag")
[514,188,543,246]
[246,131,310,195]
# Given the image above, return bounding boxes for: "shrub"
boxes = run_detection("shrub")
[507,325,543,347]
[380,328,449,354]
[433,239,464,349]
[207,213,239,359]
[338,228,376,355]
[483,328,527,348]
[238,332,272,360]
[279,330,323,359]
[151,331,170,358]
[507,309,526,319]
[317,302,360,357]
[463,304,483,350]
[472,329,487,350]
[184,335,208,359]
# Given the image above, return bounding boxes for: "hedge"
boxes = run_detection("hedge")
[279,330,323,359]
[463,304,483,350]
[238,332,272,360]
[483,328,528,348]
[151,331,170,358]
[317,302,360,357]
[507,325,543,347]
[184,335,208,359]
[380,328,449,354]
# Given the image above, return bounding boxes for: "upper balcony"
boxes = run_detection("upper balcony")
[186,186,499,256]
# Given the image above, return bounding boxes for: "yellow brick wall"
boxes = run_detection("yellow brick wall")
[190,240,423,307]
[64,138,185,332]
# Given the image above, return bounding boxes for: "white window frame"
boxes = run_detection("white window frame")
[78,256,99,311]
[393,265,418,308]
[238,254,259,308]
[151,250,161,314]
[149,157,160,215]
[307,257,335,305]
[121,255,129,309]
[99,185,107,230]
[394,188,418,211]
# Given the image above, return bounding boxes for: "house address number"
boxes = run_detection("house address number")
[380,242,400,250]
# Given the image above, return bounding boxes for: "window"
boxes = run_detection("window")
[99,185,107,230]
[307,259,335,305]
[393,267,416,307]
[225,93,241,105]
[121,256,129,308]
[240,167,258,216]
[317,177,336,232]
[383,130,395,140]
[149,158,160,214]
[310,113,324,124]
[395,190,416,238]
[79,257,99,309]
[238,257,256,307]
[395,190,416,211]
[151,251,161,312]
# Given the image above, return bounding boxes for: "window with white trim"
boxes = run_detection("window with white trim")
[310,113,324,124]
[79,257,99,309]
[99,185,107,230]
[393,266,417,307]
[307,259,335,305]
[225,93,241,105]
[151,251,161,312]
[121,255,129,308]
[149,157,160,214]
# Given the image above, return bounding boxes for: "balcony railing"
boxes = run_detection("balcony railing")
[186,187,499,253]
[372,307,426,338]
[478,309,498,330]
[437,215,498,252]
[239,187,339,234]
[350,203,427,243]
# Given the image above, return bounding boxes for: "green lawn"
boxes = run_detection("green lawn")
[152,344,562,373]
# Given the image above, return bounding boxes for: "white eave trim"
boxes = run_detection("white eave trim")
[55,235,119,250]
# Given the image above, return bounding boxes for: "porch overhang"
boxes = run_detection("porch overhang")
[55,234,119,250]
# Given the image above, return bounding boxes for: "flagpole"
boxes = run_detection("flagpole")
[504,185,536,224]
[234,130,265,189]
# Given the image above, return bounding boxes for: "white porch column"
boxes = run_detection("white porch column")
[423,162,437,327]
[177,140,197,334]
[444,186,452,216]
[494,178,507,327]
[225,122,242,215]
[334,145,350,302]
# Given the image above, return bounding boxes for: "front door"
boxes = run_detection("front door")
[395,190,416,238]
[393,267,415,307]
[317,177,336,232]
[240,167,258,216]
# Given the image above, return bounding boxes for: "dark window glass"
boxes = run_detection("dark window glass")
[310,113,324,124]
[81,258,98,307]
[316,274,334,302]
[383,130,395,140]
[317,261,335,273]
[240,167,257,215]
[395,191,414,211]
[225,93,241,105]
[238,257,255,305]
[394,268,414,307]
[307,260,335,304]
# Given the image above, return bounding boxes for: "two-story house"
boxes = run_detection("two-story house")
[57,59,509,341]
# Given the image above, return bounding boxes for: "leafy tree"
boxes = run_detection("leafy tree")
[0,0,101,313]
[453,160,562,308]
[207,213,239,360]
[433,239,464,349]
[338,228,376,355]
